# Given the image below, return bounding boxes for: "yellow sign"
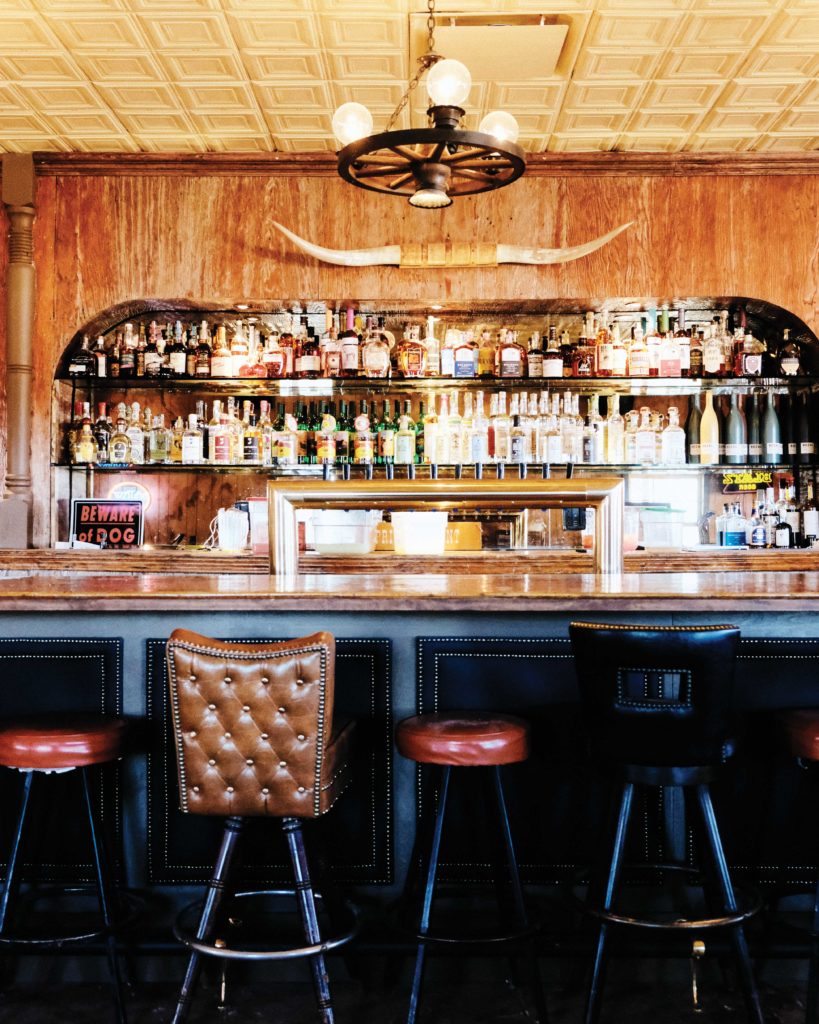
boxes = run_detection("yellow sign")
[721,470,774,493]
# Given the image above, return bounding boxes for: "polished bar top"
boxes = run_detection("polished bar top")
[0,570,818,612]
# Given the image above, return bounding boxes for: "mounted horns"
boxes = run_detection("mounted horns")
[272,219,633,269]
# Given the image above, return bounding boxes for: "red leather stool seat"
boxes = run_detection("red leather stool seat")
[0,716,126,770]
[395,712,529,767]
[779,709,819,762]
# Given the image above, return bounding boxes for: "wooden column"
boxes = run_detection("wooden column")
[1,154,35,546]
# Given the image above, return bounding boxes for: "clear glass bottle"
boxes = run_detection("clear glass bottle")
[125,402,145,464]
[108,415,131,465]
[605,395,625,464]
[424,316,441,377]
[628,324,650,377]
[210,325,232,377]
[263,330,287,379]
[395,400,417,465]
[148,414,171,463]
[724,393,748,464]
[635,406,656,465]
[543,327,563,378]
[181,413,203,465]
[610,323,628,377]
[361,324,391,378]
[660,406,687,465]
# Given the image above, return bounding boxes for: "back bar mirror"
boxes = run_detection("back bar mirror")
[267,477,625,576]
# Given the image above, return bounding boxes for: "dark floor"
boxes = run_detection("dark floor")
[0,958,810,1023]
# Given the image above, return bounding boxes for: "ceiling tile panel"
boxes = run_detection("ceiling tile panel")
[642,81,724,107]
[74,52,166,81]
[486,83,565,109]
[657,49,744,78]
[617,133,687,151]
[690,132,755,151]
[138,12,233,48]
[328,83,403,108]
[557,111,631,131]
[587,11,683,47]
[564,82,644,110]
[139,135,208,151]
[267,112,332,133]
[0,56,84,85]
[16,82,106,110]
[96,83,180,111]
[44,12,149,49]
[675,11,771,48]
[174,83,256,110]
[240,52,325,80]
[740,48,819,78]
[325,52,405,81]
[572,48,663,80]
[771,109,819,132]
[0,83,28,111]
[0,13,62,48]
[318,13,406,50]
[721,81,801,107]
[118,111,195,134]
[550,132,619,151]
[756,133,819,151]
[190,112,265,133]
[226,12,321,48]
[273,133,333,152]
[159,52,246,79]
[50,111,124,133]
[629,109,704,131]
[701,108,779,132]
[762,11,819,45]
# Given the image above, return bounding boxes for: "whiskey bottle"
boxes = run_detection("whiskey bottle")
[230,321,249,377]
[610,324,628,377]
[168,321,187,377]
[526,331,544,379]
[396,325,428,378]
[339,322,361,378]
[477,330,496,378]
[93,402,112,462]
[210,325,233,378]
[496,329,527,378]
[92,336,107,378]
[119,323,136,378]
[185,326,198,378]
[68,335,94,377]
[262,330,287,379]
[109,416,131,465]
[295,321,321,379]
[543,328,563,378]
[453,330,478,378]
[195,321,212,378]
[144,321,163,378]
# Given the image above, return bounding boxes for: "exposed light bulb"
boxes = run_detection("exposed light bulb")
[332,102,374,147]
[479,110,520,145]
[426,59,472,108]
[409,188,452,209]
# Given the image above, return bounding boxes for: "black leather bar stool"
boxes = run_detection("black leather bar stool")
[395,710,547,1024]
[165,628,356,1024]
[777,708,819,1023]
[569,622,764,1024]
[0,715,131,1023]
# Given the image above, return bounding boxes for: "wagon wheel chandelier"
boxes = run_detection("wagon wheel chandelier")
[331,0,526,209]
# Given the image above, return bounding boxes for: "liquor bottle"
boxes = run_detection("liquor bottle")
[628,325,650,377]
[493,392,511,462]
[195,321,212,378]
[92,336,107,378]
[779,329,802,376]
[447,390,463,464]
[595,320,613,377]
[675,308,691,378]
[661,406,686,465]
[610,323,628,377]
[337,326,360,379]
[395,400,416,465]
[170,416,184,463]
[527,331,544,379]
[744,392,761,465]
[477,330,496,378]
[361,324,391,378]
[509,415,527,464]
[119,323,136,378]
[147,415,171,463]
[262,331,287,379]
[724,503,747,547]
[621,410,638,462]
[781,392,797,461]
[295,322,321,379]
[68,335,94,377]
[423,316,441,377]
[605,395,625,464]
[396,324,427,378]
[635,406,656,465]
[798,391,815,464]
[802,483,819,546]
[702,326,723,378]
[543,328,563,378]
[686,393,702,464]
[658,313,681,377]
[762,390,783,464]
[496,329,527,378]
[645,309,661,377]
[211,325,232,378]
[376,399,396,464]
[277,406,299,464]
[699,391,720,465]
[415,400,426,463]
[280,331,296,377]
[714,394,726,460]
[453,330,478,378]
[168,321,187,377]
[470,391,490,463]
[181,413,203,464]
[239,324,268,378]
[229,321,249,377]
[208,400,230,464]
[108,415,131,465]
[433,393,451,464]
[108,337,121,378]
[353,399,374,464]
[735,329,765,377]
[689,329,704,378]
[93,402,112,462]
[334,401,350,464]
[724,393,748,464]
[317,405,337,464]
[746,507,766,547]
[185,326,197,378]
[144,321,162,378]
[319,312,342,377]
[440,327,456,377]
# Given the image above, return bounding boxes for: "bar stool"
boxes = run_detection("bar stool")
[0,714,131,1024]
[777,708,819,1023]
[569,622,764,1024]
[165,628,356,1024]
[395,711,547,1024]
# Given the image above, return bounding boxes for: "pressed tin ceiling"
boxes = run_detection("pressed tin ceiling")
[0,0,818,156]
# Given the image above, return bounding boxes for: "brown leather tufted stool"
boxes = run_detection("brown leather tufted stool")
[396,711,546,1024]
[778,709,819,1024]
[165,629,355,1024]
[0,715,129,1024]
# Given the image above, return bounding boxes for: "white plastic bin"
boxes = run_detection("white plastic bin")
[640,507,684,549]
[391,511,448,555]
[312,510,382,555]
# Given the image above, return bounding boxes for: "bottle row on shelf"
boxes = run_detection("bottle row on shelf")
[63,305,808,385]
[65,387,817,470]
[713,491,816,550]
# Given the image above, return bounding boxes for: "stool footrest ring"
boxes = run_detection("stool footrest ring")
[0,887,143,948]
[418,920,538,946]
[173,890,358,962]
[570,862,762,931]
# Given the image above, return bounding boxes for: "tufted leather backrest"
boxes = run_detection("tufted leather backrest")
[569,622,740,768]
[166,629,336,818]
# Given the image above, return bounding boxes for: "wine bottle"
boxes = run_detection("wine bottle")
[724,392,748,465]
[686,393,701,465]
[747,392,762,465]
[798,391,815,465]
[762,389,783,464]
[699,391,720,465]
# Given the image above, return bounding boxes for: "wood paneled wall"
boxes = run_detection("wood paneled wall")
[20,153,819,545]
[0,203,7,499]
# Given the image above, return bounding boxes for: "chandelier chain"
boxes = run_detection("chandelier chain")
[385,0,442,133]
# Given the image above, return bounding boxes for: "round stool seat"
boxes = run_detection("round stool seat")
[0,716,126,770]
[396,712,529,766]
[779,709,819,762]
